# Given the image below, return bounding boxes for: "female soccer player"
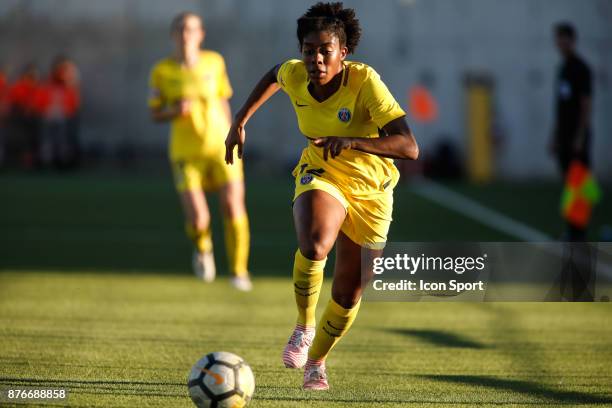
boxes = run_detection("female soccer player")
[149,12,252,291]
[226,2,418,389]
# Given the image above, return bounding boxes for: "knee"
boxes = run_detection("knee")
[299,236,333,261]
[190,215,209,232]
[221,199,245,218]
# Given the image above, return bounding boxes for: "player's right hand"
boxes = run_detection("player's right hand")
[225,122,246,164]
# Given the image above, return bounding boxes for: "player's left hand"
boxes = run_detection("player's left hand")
[225,122,246,164]
[313,137,354,161]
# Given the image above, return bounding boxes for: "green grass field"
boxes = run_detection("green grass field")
[1,173,611,407]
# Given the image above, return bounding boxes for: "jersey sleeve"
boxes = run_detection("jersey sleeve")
[216,55,233,99]
[276,59,303,94]
[361,71,406,129]
[148,64,164,109]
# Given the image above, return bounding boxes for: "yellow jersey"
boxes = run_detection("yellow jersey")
[149,50,232,161]
[277,59,406,198]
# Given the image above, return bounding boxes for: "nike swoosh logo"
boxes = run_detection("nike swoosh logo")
[201,368,224,385]
[295,101,308,107]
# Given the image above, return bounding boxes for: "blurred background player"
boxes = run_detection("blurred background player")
[226,2,418,389]
[550,22,593,241]
[6,63,40,169]
[35,56,81,170]
[149,12,252,291]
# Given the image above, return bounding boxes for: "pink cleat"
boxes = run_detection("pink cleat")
[282,325,314,369]
[303,359,329,390]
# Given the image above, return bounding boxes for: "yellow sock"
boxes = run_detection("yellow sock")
[185,224,212,253]
[293,249,325,327]
[223,214,250,277]
[308,298,361,361]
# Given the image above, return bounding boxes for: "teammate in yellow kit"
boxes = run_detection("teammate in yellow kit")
[149,12,252,291]
[226,2,418,389]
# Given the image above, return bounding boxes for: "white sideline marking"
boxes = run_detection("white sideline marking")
[410,180,551,241]
[409,179,612,280]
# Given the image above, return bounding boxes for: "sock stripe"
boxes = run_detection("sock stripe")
[293,249,325,327]
[294,283,319,290]
[325,320,343,331]
[308,299,361,361]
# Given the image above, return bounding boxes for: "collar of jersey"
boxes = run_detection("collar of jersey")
[304,63,348,105]
[170,53,204,70]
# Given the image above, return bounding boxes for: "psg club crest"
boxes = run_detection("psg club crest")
[300,174,314,185]
[337,108,351,123]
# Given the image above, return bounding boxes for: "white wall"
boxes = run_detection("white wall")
[1,0,610,179]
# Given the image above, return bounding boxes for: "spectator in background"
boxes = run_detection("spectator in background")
[0,65,8,166]
[0,65,6,98]
[62,58,81,169]
[7,63,40,169]
[550,22,593,241]
[34,55,81,170]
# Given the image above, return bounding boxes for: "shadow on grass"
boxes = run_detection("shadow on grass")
[388,328,486,349]
[256,389,585,405]
[421,374,612,404]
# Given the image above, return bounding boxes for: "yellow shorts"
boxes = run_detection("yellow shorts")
[171,154,243,192]
[293,165,393,249]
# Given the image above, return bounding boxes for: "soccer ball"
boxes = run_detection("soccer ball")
[187,351,255,408]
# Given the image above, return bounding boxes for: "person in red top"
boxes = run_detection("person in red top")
[0,65,8,166]
[0,68,6,93]
[34,56,81,169]
[0,66,8,113]
[9,65,39,114]
[6,63,40,168]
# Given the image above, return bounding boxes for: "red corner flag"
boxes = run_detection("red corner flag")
[560,161,601,227]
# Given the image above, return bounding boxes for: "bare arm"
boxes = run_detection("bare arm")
[313,116,419,161]
[225,65,281,164]
[234,66,281,127]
